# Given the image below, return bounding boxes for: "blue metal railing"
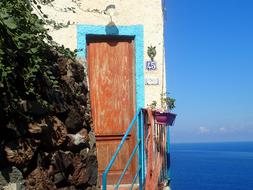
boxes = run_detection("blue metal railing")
[102,108,144,190]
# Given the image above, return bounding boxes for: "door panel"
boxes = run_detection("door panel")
[87,36,135,184]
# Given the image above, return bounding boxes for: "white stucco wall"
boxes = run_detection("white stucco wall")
[42,0,166,108]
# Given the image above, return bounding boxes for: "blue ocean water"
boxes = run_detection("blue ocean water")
[170,142,253,190]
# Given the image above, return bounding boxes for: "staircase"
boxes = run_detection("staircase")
[101,108,172,190]
[102,184,139,190]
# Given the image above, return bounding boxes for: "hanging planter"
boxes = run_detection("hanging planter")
[147,92,177,126]
[154,111,177,126]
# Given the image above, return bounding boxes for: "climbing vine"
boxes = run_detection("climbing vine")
[0,0,77,122]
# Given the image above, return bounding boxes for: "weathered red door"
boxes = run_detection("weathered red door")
[87,36,136,184]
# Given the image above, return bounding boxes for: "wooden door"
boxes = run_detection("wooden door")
[87,36,136,184]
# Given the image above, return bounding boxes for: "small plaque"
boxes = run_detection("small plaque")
[146,61,157,70]
[145,78,159,85]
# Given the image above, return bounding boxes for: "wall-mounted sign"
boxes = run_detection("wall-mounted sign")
[145,78,159,85]
[146,61,157,71]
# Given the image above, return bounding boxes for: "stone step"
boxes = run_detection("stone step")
[101,184,171,190]
[101,184,139,190]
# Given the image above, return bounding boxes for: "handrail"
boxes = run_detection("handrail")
[101,108,174,189]
[115,139,140,189]
[102,108,144,190]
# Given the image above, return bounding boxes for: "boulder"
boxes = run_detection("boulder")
[4,138,39,167]
[27,119,47,135]
[41,116,67,150]
[0,166,25,190]
[0,56,97,189]
[64,108,83,134]
[25,167,56,190]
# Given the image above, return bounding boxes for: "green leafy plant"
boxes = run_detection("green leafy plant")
[148,100,157,110]
[148,92,176,111]
[147,46,156,61]
[160,92,176,111]
[0,0,78,121]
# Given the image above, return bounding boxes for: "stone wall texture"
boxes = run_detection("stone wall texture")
[0,55,98,190]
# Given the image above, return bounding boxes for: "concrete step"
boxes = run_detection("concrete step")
[101,184,171,190]
[101,184,139,190]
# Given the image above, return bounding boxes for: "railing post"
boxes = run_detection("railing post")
[102,172,107,190]
[166,126,171,185]
[101,109,143,189]
[138,110,143,190]
[141,110,145,184]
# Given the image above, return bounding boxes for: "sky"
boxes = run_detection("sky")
[164,0,253,143]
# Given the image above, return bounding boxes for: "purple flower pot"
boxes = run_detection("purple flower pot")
[154,111,177,126]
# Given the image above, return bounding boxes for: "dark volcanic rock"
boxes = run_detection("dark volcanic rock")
[27,119,47,135]
[57,57,69,76]
[0,166,25,190]
[86,151,98,186]
[70,62,85,83]
[41,116,67,150]
[27,101,49,116]
[0,57,97,189]
[63,128,90,153]
[25,167,57,190]
[4,138,40,167]
[69,153,89,187]
[64,107,83,134]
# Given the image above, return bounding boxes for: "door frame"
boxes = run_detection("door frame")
[77,24,144,111]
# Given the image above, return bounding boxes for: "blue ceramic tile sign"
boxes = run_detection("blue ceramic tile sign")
[146,61,157,70]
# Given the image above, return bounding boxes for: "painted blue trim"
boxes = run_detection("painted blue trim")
[138,110,144,189]
[140,110,145,185]
[101,108,142,190]
[130,167,141,190]
[77,24,145,111]
[115,140,140,189]
[166,127,171,182]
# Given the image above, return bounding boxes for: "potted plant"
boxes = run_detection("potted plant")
[148,93,176,126]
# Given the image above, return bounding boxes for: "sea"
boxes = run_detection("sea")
[170,142,253,190]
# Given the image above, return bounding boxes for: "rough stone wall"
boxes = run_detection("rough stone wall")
[42,0,166,107]
[0,55,98,190]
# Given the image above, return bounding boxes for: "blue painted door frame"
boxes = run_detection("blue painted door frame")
[77,24,145,111]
